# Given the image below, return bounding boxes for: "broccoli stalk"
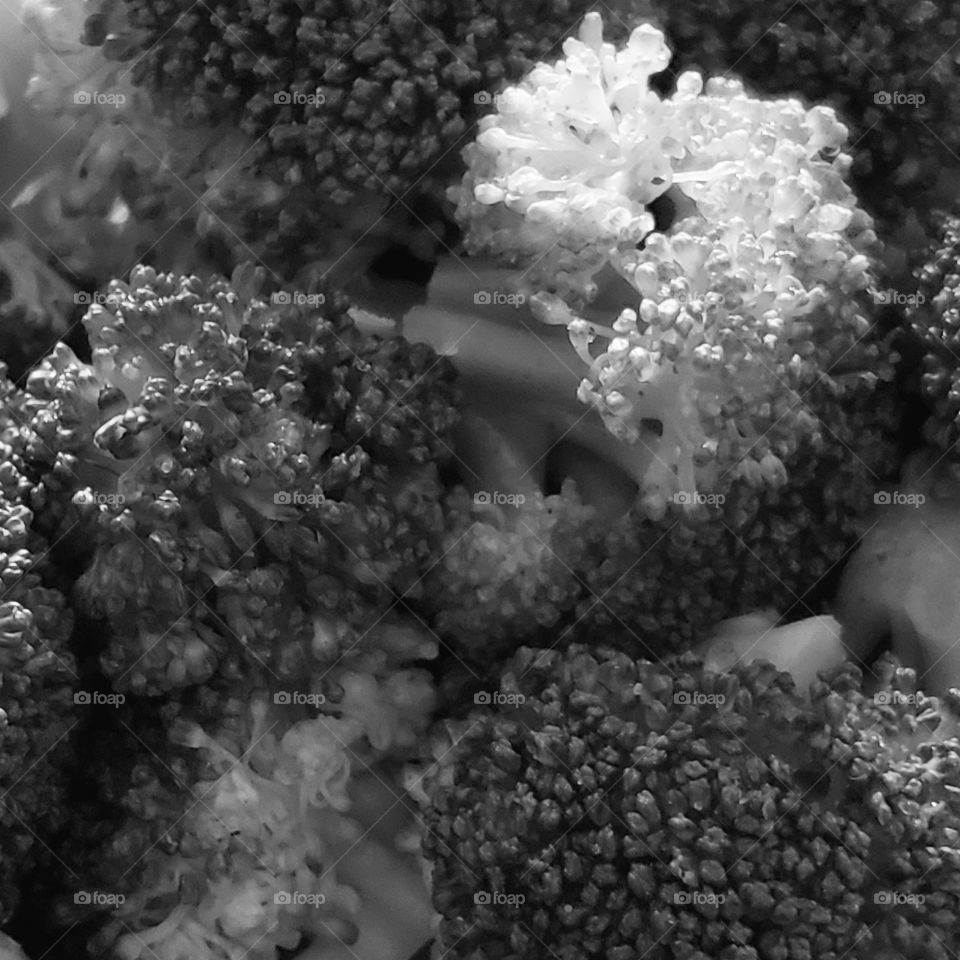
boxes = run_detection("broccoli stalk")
[404,256,662,501]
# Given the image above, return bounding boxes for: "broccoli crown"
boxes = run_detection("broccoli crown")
[422,646,960,960]
[905,212,960,456]
[21,264,458,694]
[643,0,958,274]
[0,370,76,924]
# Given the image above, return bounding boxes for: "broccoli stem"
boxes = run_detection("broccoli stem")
[404,257,657,498]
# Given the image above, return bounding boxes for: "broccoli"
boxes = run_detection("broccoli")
[8,264,458,958]
[0,367,76,925]
[420,644,960,960]
[55,632,435,960]
[19,263,459,696]
[408,15,904,663]
[641,0,960,278]
[0,7,950,960]
[17,0,647,288]
[899,211,960,457]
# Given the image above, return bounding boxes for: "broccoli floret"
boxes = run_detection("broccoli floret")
[21,263,459,695]
[420,645,960,960]
[408,16,904,663]
[0,369,76,925]
[426,478,598,651]
[19,0,647,286]
[642,0,959,278]
[900,211,960,456]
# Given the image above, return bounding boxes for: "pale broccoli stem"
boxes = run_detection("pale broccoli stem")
[404,257,659,499]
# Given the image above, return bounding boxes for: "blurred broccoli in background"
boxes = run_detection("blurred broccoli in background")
[0,1,82,379]
[50,643,435,960]
[0,220,76,380]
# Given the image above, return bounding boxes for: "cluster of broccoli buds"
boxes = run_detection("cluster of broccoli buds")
[21,264,459,695]
[644,0,960,277]
[422,645,960,960]
[0,369,75,924]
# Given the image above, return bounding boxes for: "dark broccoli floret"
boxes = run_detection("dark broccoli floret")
[570,367,903,651]
[901,211,960,456]
[421,645,960,960]
[0,369,76,924]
